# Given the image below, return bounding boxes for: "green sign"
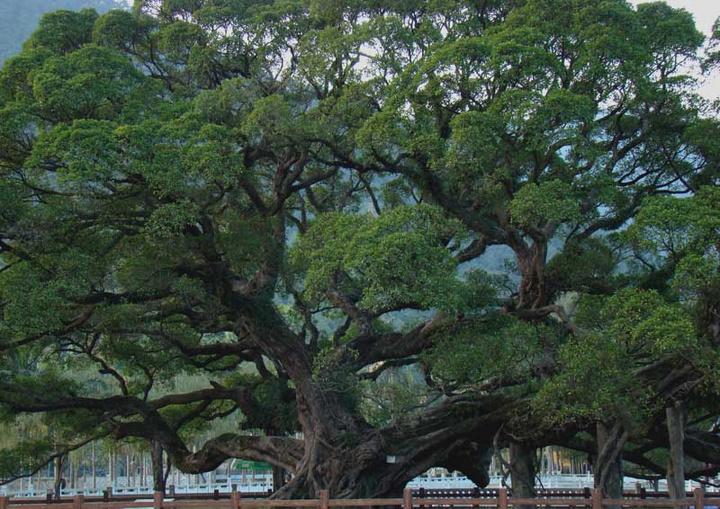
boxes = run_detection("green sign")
[234,460,271,471]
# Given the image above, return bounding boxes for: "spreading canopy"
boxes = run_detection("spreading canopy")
[0,0,719,498]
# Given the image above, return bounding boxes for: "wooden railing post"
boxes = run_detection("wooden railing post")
[591,488,603,509]
[0,489,702,509]
[231,485,241,509]
[498,487,508,509]
[319,490,330,509]
[154,491,164,509]
[693,487,704,509]
[471,488,480,509]
[403,488,413,509]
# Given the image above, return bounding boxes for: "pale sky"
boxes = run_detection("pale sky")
[631,0,720,100]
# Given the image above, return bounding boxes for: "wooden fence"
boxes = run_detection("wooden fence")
[7,487,708,505]
[0,488,717,509]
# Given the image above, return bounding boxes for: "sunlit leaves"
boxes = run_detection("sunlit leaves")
[509,180,580,228]
[537,289,698,427]
[0,48,53,104]
[625,189,720,306]
[30,45,150,121]
[93,9,156,52]
[29,119,122,184]
[193,77,260,126]
[24,9,98,55]
[291,204,470,313]
[144,201,200,240]
[594,289,697,356]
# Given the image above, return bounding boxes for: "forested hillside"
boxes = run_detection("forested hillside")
[0,0,124,63]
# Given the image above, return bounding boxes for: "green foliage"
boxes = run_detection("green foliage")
[0,0,716,486]
[24,9,99,54]
[587,289,697,356]
[546,238,617,293]
[627,191,719,259]
[291,204,472,313]
[359,367,430,427]
[707,17,720,71]
[0,437,53,480]
[93,9,149,50]
[536,289,698,428]
[625,188,720,307]
[509,180,581,228]
[0,264,76,336]
[425,314,553,387]
[312,346,361,409]
[31,45,152,121]
[536,331,654,428]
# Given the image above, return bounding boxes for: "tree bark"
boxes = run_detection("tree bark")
[53,454,65,499]
[110,450,116,486]
[151,440,167,494]
[267,394,510,498]
[509,443,536,509]
[92,442,97,491]
[70,453,76,490]
[595,422,626,509]
[666,402,686,499]
[272,465,287,492]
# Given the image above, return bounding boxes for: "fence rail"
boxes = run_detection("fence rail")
[7,488,712,504]
[0,488,716,509]
[5,476,702,501]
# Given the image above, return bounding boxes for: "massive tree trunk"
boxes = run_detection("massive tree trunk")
[159,388,513,499]
[595,422,626,509]
[270,393,510,498]
[274,431,388,499]
[273,433,495,499]
[233,308,411,498]
[666,403,686,499]
[509,443,536,509]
